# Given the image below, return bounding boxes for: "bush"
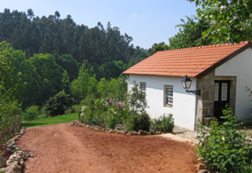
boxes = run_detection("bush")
[124,112,150,131]
[128,84,147,113]
[81,107,105,126]
[45,90,73,116]
[0,97,21,144]
[105,113,118,129]
[197,107,252,173]
[22,105,40,121]
[151,114,174,133]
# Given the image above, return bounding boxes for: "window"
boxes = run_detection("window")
[214,83,219,101]
[221,82,228,101]
[139,82,146,95]
[164,85,173,107]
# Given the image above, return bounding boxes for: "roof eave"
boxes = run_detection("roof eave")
[195,42,252,78]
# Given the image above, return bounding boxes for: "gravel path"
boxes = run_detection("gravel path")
[18,123,197,173]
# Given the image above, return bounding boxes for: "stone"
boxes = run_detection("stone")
[128,131,138,135]
[196,162,206,171]
[138,130,149,135]
[198,169,210,173]
[116,130,126,135]
[108,129,117,133]
[4,162,22,173]
[115,124,124,130]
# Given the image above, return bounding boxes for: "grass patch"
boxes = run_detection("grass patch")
[22,113,78,128]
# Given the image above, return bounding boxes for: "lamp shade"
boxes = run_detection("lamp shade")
[181,75,192,90]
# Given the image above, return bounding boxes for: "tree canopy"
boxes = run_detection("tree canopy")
[189,0,252,43]
[0,9,147,79]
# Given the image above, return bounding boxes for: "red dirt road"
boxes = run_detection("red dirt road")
[18,124,197,173]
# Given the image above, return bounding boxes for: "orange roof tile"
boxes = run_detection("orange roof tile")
[123,41,252,78]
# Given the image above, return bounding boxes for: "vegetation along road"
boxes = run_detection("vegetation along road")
[18,124,197,173]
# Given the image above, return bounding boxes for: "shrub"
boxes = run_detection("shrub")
[105,113,118,129]
[197,107,252,173]
[128,84,147,114]
[104,106,127,129]
[124,112,150,131]
[81,107,105,126]
[0,97,21,144]
[22,105,40,121]
[45,90,73,116]
[151,114,174,133]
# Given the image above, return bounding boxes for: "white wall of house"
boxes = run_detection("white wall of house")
[127,75,197,130]
[215,47,252,120]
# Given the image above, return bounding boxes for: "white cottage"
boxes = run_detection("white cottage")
[123,41,252,130]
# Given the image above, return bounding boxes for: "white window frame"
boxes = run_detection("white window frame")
[139,82,146,95]
[164,85,173,107]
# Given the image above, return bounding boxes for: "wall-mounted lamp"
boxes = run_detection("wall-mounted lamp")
[181,75,201,96]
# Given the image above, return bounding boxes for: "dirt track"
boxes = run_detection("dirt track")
[18,123,197,173]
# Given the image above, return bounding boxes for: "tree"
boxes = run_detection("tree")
[28,53,64,104]
[149,42,169,54]
[55,54,79,81]
[0,41,29,102]
[70,65,97,100]
[27,9,34,19]
[0,9,148,79]
[169,17,211,49]
[128,84,147,114]
[45,90,73,116]
[190,0,252,43]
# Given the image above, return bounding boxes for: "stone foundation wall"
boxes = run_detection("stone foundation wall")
[196,71,215,124]
[196,71,237,126]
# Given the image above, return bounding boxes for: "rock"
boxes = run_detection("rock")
[138,130,149,135]
[0,154,6,168]
[198,169,210,173]
[115,124,124,130]
[108,129,117,133]
[196,162,206,171]
[116,130,126,135]
[4,162,22,173]
[128,131,138,135]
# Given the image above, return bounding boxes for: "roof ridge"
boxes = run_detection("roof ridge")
[158,41,250,53]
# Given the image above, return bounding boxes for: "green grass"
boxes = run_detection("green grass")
[22,113,78,128]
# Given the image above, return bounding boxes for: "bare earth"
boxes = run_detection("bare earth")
[17,124,197,173]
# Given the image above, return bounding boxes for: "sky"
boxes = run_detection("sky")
[0,0,196,49]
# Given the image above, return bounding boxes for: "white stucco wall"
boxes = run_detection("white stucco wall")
[215,47,252,120]
[127,75,197,130]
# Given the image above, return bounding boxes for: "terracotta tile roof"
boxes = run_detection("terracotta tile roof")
[123,41,251,78]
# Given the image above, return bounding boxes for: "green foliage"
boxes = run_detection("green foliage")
[97,77,127,100]
[55,54,79,81]
[28,53,65,104]
[79,79,149,132]
[128,84,147,114]
[70,65,97,100]
[150,42,169,54]
[151,114,174,133]
[197,107,252,172]
[238,165,252,173]
[0,96,21,144]
[80,98,106,126]
[169,17,211,49]
[124,112,150,132]
[45,91,73,116]
[22,105,40,121]
[190,0,252,43]
[0,9,147,79]
[0,41,31,105]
